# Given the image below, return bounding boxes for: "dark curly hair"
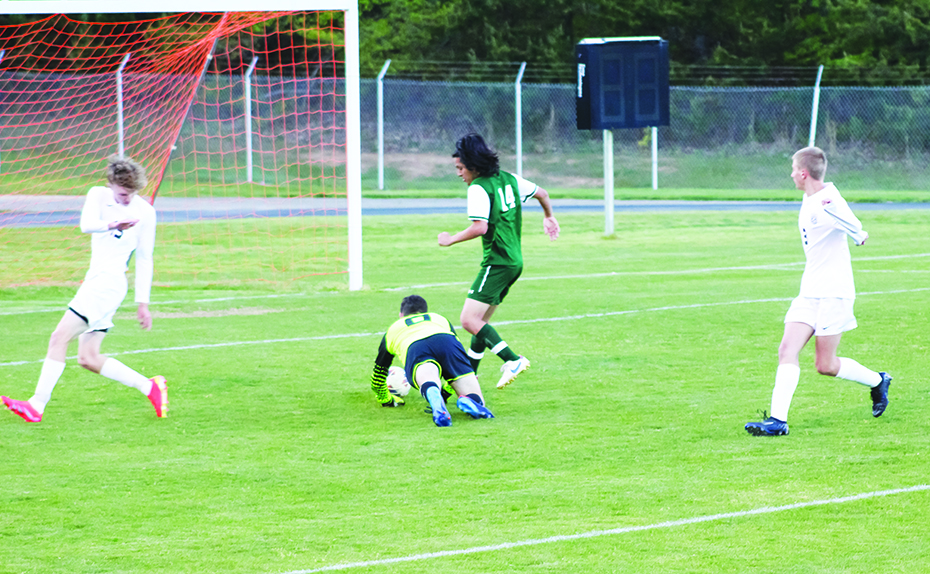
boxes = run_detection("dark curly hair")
[106,155,148,191]
[452,133,499,177]
[400,294,428,316]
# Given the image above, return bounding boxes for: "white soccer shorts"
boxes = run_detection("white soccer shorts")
[68,273,128,332]
[784,296,857,336]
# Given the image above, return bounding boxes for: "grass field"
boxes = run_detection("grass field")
[1,209,928,573]
[4,149,930,203]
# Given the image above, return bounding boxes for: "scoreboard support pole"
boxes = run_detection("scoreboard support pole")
[652,126,658,190]
[604,129,614,235]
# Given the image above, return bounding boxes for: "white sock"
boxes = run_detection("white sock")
[836,357,882,387]
[100,359,153,394]
[770,363,801,422]
[29,358,66,414]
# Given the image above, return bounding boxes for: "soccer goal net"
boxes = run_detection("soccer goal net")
[0,2,362,291]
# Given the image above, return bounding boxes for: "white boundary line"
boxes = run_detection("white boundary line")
[0,293,321,316]
[278,484,930,574]
[386,252,930,291]
[3,252,928,316]
[3,287,929,368]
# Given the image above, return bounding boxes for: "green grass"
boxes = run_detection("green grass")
[1,210,928,573]
[4,148,930,202]
[361,185,930,203]
[364,150,930,201]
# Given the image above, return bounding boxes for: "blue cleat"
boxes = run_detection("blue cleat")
[745,412,789,436]
[456,396,495,419]
[424,386,451,427]
[871,372,892,417]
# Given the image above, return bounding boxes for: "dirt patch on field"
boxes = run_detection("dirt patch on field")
[117,307,286,320]
[362,152,453,179]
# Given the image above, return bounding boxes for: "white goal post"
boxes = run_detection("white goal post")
[1,0,364,291]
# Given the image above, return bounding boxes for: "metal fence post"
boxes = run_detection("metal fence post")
[377,59,391,190]
[244,56,258,183]
[809,65,824,146]
[515,61,526,177]
[116,53,131,158]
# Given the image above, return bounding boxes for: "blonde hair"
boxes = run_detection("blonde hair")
[792,146,827,180]
[106,155,148,191]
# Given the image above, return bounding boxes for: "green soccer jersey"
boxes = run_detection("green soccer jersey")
[467,171,539,267]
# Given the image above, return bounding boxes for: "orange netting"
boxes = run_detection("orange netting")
[0,12,348,288]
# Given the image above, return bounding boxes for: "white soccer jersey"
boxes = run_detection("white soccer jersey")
[79,186,157,303]
[796,183,864,299]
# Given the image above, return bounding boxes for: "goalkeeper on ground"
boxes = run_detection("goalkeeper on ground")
[369,295,494,427]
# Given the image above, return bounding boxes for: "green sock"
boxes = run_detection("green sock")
[477,324,520,362]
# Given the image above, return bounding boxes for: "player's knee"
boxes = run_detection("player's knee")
[460,314,481,334]
[48,328,71,350]
[815,357,839,376]
[776,343,796,364]
[77,350,103,373]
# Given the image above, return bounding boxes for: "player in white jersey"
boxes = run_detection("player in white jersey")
[745,147,891,436]
[2,156,168,423]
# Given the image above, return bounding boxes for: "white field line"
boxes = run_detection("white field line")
[0,263,795,315]
[0,292,319,316]
[1,253,927,316]
[3,287,929,368]
[277,484,930,574]
[384,263,805,291]
[387,251,930,291]
[0,331,383,367]
[0,307,62,316]
[859,269,929,273]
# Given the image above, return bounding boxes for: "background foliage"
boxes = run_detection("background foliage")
[358,0,930,83]
[2,2,930,83]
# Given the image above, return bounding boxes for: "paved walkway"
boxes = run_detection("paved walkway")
[2,195,928,227]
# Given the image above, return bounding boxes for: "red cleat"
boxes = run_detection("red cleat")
[2,396,43,422]
[148,376,168,418]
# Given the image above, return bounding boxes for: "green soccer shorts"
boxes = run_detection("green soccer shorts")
[467,264,523,306]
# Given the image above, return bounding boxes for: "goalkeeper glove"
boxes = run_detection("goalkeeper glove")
[380,395,405,407]
[371,363,404,407]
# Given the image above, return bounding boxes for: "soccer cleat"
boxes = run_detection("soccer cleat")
[2,396,42,423]
[745,412,789,436]
[148,376,169,418]
[424,386,451,427]
[871,372,892,418]
[456,396,495,419]
[497,356,530,389]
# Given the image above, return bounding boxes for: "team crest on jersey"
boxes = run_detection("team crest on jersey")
[810,215,818,225]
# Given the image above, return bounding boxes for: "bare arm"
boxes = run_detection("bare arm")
[533,187,560,240]
[438,219,488,247]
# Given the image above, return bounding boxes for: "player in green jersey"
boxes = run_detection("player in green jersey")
[369,295,495,427]
[438,133,560,390]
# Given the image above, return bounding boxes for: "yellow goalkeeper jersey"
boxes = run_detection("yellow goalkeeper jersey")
[383,312,456,366]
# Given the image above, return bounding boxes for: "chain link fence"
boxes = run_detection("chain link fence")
[361,78,930,193]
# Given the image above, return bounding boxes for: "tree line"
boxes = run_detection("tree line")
[358,0,930,84]
[1,2,929,85]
